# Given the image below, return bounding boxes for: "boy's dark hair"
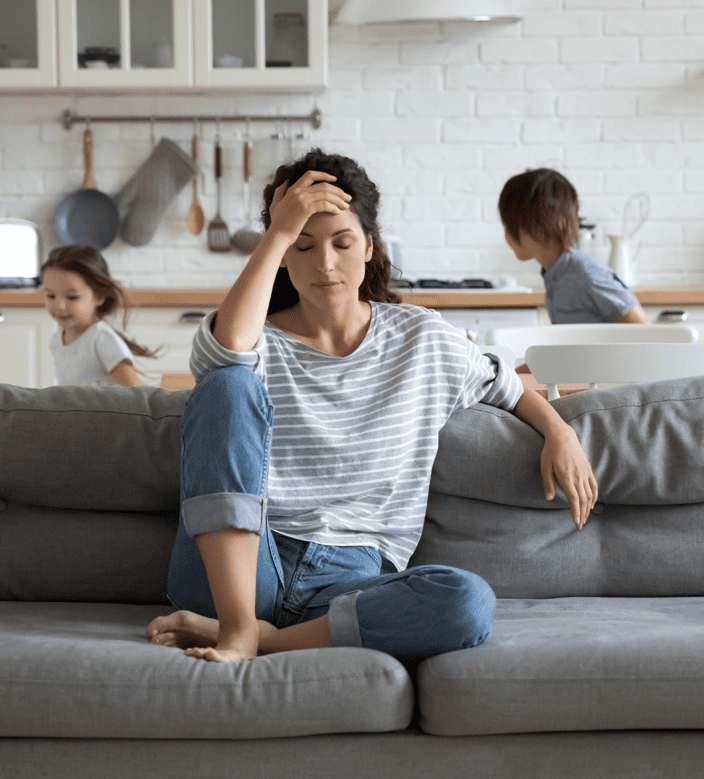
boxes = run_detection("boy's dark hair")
[40,245,160,359]
[261,147,401,315]
[498,168,579,253]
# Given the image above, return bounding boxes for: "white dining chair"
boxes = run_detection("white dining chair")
[525,342,704,400]
[484,323,700,362]
[477,344,516,367]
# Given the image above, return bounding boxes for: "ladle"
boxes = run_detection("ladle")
[232,133,262,253]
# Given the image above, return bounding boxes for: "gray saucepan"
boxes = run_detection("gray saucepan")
[54,128,119,249]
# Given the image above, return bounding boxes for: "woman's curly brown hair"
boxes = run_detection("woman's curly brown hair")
[261,148,401,315]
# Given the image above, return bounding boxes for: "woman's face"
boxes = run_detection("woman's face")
[281,207,373,308]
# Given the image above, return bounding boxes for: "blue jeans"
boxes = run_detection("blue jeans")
[168,364,496,663]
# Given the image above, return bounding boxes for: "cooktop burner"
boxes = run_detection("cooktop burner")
[414,278,494,289]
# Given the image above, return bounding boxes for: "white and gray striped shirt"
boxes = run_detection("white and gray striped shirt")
[191,303,523,571]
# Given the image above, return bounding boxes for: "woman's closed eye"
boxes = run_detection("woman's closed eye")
[294,242,353,252]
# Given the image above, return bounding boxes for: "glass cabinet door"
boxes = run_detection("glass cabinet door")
[58,0,192,88]
[194,0,326,89]
[0,0,57,88]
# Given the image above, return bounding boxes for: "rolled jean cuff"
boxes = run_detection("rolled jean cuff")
[327,590,363,649]
[181,492,266,537]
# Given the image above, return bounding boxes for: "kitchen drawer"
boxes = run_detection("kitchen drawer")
[0,308,55,388]
[437,308,539,343]
[112,307,215,386]
[643,307,704,341]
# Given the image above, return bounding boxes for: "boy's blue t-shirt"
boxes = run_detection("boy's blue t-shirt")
[542,248,640,324]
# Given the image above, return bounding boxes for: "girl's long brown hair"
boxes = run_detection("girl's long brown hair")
[40,245,161,359]
[261,148,401,315]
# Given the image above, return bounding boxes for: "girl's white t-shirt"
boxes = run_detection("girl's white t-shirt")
[50,320,133,387]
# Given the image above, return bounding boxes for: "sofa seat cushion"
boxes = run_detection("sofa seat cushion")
[417,597,704,736]
[0,602,414,739]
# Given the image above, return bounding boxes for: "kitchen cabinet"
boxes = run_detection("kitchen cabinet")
[115,307,215,385]
[57,0,194,89]
[0,0,57,88]
[193,0,326,90]
[0,306,212,389]
[643,307,704,341]
[0,0,326,92]
[436,308,539,343]
[0,308,55,388]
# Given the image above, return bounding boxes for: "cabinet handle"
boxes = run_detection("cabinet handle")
[179,311,207,324]
[656,310,688,323]
[0,312,4,324]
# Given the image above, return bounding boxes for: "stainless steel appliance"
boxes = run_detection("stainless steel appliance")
[0,219,43,288]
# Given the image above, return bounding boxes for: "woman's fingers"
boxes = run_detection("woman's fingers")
[541,434,598,530]
[268,173,353,242]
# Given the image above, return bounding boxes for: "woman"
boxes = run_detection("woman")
[148,149,597,663]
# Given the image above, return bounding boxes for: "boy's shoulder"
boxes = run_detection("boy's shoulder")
[553,249,615,283]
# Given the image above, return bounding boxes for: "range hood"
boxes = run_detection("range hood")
[335,0,522,25]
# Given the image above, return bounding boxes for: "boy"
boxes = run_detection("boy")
[498,168,648,324]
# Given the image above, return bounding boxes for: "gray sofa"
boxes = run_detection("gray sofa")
[1,376,704,779]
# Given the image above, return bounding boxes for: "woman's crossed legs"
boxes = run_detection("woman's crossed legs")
[148,364,495,663]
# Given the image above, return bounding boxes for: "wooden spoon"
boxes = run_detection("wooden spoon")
[81,128,98,190]
[187,134,205,236]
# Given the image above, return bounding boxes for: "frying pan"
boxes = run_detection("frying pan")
[54,128,119,249]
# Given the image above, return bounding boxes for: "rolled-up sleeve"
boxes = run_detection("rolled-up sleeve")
[189,311,263,381]
[457,340,523,413]
[476,351,523,410]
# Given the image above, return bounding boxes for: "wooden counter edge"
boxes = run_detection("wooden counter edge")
[2,286,704,309]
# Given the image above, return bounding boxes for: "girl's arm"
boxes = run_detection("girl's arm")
[110,359,143,386]
[511,388,598,530]
[213,171,352,352]
[618,306,649,324]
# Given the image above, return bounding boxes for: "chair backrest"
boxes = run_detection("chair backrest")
[485,323,699,361]
[477,344,516,367]
[525,342,704,400]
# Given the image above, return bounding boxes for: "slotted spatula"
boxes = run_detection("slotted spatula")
[207,135,230,252]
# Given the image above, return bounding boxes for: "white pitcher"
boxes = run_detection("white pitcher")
[607,235,635,286]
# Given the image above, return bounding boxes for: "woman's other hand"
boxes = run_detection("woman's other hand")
[540,426,598,530]
[512,388,598,530]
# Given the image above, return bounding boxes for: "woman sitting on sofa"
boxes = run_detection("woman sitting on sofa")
[147,149,598,663]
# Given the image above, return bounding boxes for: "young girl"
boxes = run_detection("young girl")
[41,245,159,387]
[148,149,597,664]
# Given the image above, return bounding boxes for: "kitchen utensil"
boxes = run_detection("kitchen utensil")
[187,134,205,236]
[207,135,230,252]
[231,139,262,253]
[0,218,42,288]
[621,193,650,239]
[54,128,119,249]
[608,235,637,286]
[116,137,198,247]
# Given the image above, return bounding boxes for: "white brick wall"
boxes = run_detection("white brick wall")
[1,0,703,289]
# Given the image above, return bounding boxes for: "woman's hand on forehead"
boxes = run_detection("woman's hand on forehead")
[269,170,352,245]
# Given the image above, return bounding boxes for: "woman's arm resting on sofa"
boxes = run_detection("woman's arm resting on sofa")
[511,388,598,530]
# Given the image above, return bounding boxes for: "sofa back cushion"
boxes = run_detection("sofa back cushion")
[0,384,185,603]
[411,376,704,597]
[0,384,186,512]
[2,377,704,602]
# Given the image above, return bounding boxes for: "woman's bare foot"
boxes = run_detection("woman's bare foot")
[147,610,219,650]
[147,611,279,662]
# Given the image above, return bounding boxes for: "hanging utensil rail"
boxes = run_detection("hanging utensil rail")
[60,108,322,131]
